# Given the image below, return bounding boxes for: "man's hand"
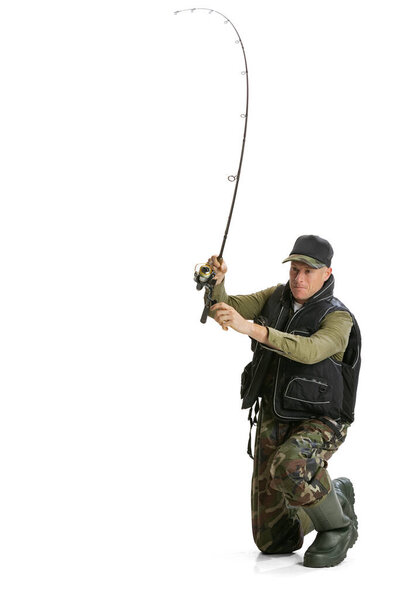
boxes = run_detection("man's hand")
[211,302,252,334]
[208,255,227,285]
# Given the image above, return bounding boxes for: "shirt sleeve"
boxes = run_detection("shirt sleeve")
[209,280,282,321]
[266,311,353,364]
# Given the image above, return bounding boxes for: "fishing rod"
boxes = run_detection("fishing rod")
[174,8,249,323]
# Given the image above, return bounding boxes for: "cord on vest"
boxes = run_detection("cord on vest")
[247,399,260,459]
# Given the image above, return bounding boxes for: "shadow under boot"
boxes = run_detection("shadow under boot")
[302,478,358,568]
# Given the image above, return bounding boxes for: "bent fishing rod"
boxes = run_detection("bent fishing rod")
[175,8,249,323]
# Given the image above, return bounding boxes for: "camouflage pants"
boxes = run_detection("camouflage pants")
[251,398,349,554]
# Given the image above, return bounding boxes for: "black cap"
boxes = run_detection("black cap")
[282,235,334,268]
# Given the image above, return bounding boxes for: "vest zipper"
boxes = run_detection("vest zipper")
[264,277,345,421]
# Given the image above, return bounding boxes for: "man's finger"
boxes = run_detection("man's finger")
[211,255,220,268]
[211,302,228,311]
[214,311,231,322]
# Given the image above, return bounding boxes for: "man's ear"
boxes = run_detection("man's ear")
[324,267,332,281]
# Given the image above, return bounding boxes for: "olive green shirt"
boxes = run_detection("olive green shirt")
[211,280,353,364]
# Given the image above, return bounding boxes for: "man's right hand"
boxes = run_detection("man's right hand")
[208,255,227,285]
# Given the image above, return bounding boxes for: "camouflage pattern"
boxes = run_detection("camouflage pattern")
[281,253,326,269]
[251,398,349,554]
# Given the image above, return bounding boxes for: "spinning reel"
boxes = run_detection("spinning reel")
[193,262,218,324]
[194,263,215,291]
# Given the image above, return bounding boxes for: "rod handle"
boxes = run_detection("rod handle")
[200,304,209,324]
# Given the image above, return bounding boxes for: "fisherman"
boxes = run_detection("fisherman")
[207,234,360,568]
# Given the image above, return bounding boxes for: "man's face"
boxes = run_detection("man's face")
[289,261,332,304]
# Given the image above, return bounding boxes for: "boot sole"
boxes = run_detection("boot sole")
[303,525,358,568]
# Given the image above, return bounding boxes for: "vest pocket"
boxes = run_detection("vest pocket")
[282,376,332,414]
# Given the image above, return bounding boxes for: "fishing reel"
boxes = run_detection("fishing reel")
[193,262,216,291]
[194,262,217,324]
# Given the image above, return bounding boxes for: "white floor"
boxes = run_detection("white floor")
[137,533,395,599]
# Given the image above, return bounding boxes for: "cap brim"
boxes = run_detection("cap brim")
[282,254,326,269]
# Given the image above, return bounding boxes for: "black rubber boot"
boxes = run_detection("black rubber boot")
[333,477,358,532]
[302,476,358,568]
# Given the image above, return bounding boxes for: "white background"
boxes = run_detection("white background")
[1,1,399,598]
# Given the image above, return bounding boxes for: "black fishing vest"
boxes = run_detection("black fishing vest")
[240,275,361,423]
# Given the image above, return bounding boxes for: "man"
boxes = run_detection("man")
[207,234,360,568]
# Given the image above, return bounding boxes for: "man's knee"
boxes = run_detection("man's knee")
[269,447,307,493]
[268,444,329,506]
[253,512,304,554]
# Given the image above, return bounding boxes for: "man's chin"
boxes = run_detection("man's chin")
[292,289,308,303]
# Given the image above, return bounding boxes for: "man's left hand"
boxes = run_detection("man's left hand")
[211,302,251,335]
